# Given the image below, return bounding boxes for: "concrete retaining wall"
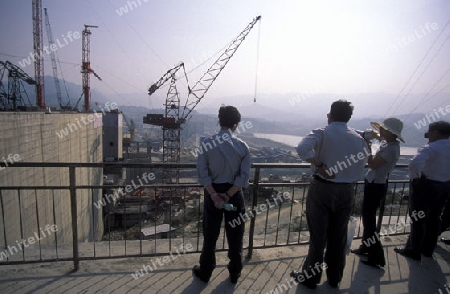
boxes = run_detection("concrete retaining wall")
[0,112,104,246]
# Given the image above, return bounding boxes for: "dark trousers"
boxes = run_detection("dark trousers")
[406,179,450,256]
[361,180,386,261]
[302,180,353,285]
[440,195,450,234]
[199,183,245,279]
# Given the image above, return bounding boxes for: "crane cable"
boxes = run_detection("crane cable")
[390,33,450,116]
[384,17,450,118]
[254,18,261,103]
[399,69,450,142]
[404,68,450,122]
[85,0,149,105]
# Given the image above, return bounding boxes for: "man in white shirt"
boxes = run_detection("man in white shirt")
[293,100,368,289]
[395,121,450,260]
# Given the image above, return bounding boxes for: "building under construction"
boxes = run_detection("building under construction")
[0,0,119,243]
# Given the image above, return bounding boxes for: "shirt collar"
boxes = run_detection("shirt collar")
[329,121,347,127]
[218,129,234,136]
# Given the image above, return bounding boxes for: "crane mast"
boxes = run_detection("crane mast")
[32,0,45,109]
[144,16,261,183]
[81,24,101,111]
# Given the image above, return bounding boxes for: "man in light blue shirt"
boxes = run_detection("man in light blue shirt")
[193,105,250,284]
[292,100,367,289]
[395,121,450,260]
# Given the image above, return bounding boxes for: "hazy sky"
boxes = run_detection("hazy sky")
[1,0,449,114]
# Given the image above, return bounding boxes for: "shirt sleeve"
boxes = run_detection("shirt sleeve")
[197,144,212,186]
[234,143,251,188]
[296,129,323,161]
[409,146,430,179]
[378,145,397,163]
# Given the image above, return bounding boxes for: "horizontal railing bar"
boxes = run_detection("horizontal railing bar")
[76,184,204,189]
[0,162,410,169]
[257,180,410,187]
[0,186,70,190]
[0,258,73,265]
[0,180,410,190]
[0,162,198,168]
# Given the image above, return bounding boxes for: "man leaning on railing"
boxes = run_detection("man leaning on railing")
[395,121,450,260]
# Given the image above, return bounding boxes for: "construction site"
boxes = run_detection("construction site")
[0,0,266,243]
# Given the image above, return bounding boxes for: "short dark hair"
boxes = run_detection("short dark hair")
[329,99,354,122]
[218,105,241,128]
[429,121,450,137]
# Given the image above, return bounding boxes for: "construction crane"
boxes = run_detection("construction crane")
[32,0,45,109]
[81,24,101,111]
[122,112,139,157]
[44,8,71,110]
[0,61,36,110]
[122,113,137,142]
[144,15,261,183]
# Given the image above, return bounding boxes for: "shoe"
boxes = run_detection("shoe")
[351,246,369,256]
[290,270,317,289]
[362,246,386,267]
[230,272,241,284]
[441,237,450,245]
[328,281,339,288]
[361,259,384,268]
[394,248,421,261]
[192,265,209,283]
[227,265,241,284]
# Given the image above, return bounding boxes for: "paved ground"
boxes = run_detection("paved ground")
[1,234,450,294]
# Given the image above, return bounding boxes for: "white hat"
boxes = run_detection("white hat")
[370,117,405,143]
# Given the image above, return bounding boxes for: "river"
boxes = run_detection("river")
[253,133,419,156]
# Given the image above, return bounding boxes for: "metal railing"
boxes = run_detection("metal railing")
[0,162,411,271]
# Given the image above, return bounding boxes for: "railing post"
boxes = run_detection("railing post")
[69,166,79,271]
[247,166,260,260]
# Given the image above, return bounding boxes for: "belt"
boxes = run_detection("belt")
[364,179,386,185]
[314,175,351,185]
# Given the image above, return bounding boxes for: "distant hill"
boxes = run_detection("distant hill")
[14,77,445,148]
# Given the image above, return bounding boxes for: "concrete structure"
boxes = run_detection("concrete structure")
[102,112,122,161]
[0,112,103,245]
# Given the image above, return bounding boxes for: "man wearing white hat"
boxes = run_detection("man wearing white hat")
[351,117,404,268]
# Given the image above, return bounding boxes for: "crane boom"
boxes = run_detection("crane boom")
[181,15,261,119]
[0,61,36,110]
[148,62,187,96]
